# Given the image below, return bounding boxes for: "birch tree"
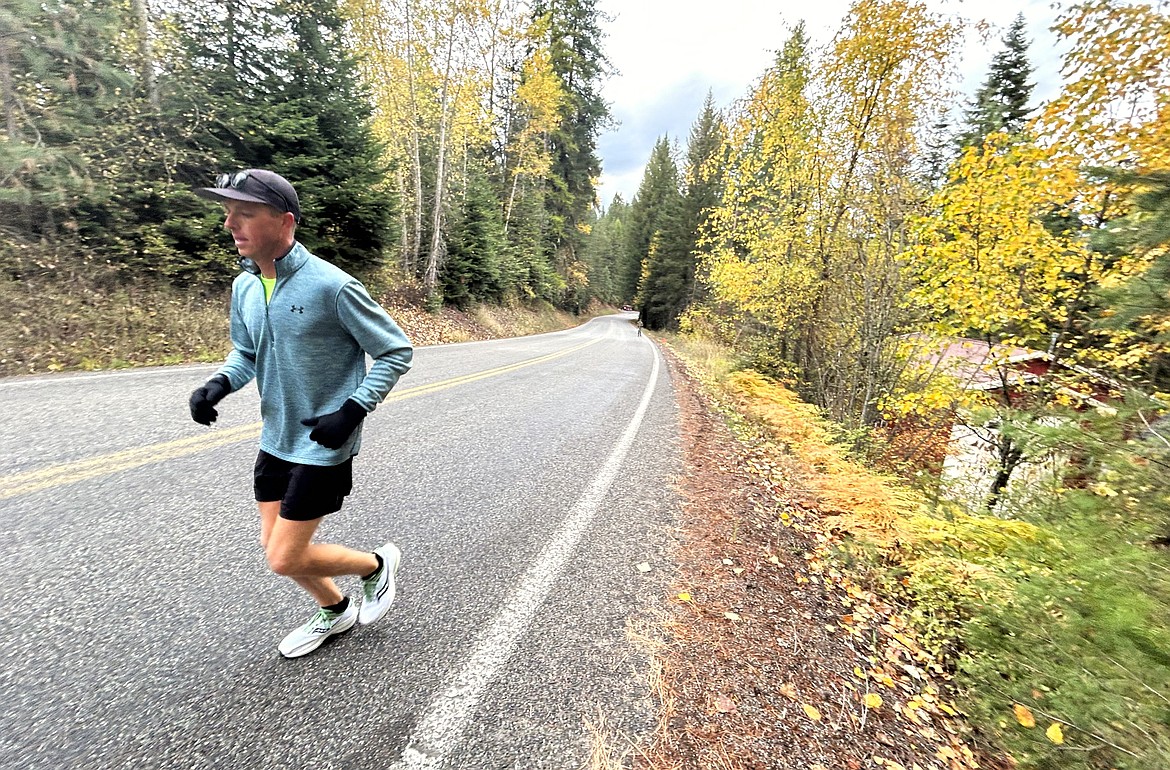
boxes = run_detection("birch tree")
[348,0,509,303]
[502,38,563,232]
[130,0,160,110]
[700,0,961,422]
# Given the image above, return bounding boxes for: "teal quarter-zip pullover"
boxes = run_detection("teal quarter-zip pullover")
[217,242,413,465]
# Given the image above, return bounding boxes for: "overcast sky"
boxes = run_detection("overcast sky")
[593,0,1068,207]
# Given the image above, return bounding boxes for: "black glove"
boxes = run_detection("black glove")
[301,399,367,449]
[189,375,232,425]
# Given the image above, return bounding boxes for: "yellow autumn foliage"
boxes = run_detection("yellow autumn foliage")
[723,368,1040,600]
[1042,0,1170,171]
[727,370,914,545]
[875,336,992,421]
[505,26,566,207]
[1029,0,1170,383]
[906,134,1100,344]
[1013,703,1036,728]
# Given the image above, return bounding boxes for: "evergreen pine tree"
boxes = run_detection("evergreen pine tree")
[0,0,132,247]
[635,96,726,330]
[957,14,1035,149]
[921,109,954,188]
[508,185,563,303]
[624,137,682,327]
[164,0,395,279]
[531,0,610,271]
[443,161,505,309]
[239,0,396,275]
[674,94,725,317]
[1091,170,1170,388]
[581,194,629,304]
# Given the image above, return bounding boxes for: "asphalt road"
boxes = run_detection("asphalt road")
[0,312,680,770]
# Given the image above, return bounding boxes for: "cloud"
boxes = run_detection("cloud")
[596,74,711,186]
[594,0,1069,206]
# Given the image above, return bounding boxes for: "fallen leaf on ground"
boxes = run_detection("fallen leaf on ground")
[778,683,798,700]
[636,562,651,573]
[714,694,736,713]
[1013,703,1036,728]
[802,703,822,721]
[1046,723,1064,744]
[678,592,692,603]
[724,611,741,621]
[874,758,907,770]
[864,693,883,709]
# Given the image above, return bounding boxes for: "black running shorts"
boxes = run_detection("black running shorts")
[253,450,353,521]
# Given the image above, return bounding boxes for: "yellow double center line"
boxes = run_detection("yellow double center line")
[0,337,601,501]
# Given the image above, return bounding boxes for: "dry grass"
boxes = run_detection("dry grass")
[656,332,737,384]
[584,708,632,770]
[624,619,675,770]
[0,269,613,375]
[0,274,230,376]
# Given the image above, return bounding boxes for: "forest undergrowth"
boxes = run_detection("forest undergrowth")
[648,332,1170,770]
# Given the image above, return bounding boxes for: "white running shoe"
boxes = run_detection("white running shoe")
[359,542,402,625]
[278,601,358,658]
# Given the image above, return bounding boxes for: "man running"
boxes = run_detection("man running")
[189,168,413,657]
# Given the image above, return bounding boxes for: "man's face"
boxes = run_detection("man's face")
[222,200,293,262]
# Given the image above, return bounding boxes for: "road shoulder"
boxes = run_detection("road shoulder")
[631,344,986,770]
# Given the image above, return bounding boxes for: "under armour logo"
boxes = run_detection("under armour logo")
[290,305,304,314]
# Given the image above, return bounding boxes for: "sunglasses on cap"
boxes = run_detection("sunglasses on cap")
[215,171,296,216]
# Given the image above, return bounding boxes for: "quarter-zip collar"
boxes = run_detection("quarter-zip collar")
[239,241,309,278]
[215,242,414,465]
[273,242,309,278]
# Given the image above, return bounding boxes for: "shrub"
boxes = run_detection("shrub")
[707,360,1170,769]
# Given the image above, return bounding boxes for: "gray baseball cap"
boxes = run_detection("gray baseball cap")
[194,169,301,223]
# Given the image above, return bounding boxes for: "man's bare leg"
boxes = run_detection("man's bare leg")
[258,501,378,606]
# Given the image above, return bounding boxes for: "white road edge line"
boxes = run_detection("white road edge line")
[391,337,661,770]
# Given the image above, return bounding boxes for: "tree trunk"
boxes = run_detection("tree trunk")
[130,0,160,110]
[396,165,410,269]
[0,36,18,141]
[405,0,423,275]
[504,150,524,233]
[986,435,1023,510]
[424,15,458,304]
[226,0,237,75]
